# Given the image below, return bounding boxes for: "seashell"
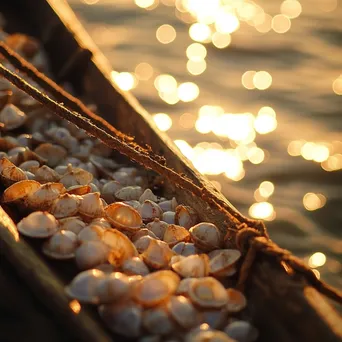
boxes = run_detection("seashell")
[24,171,35,180]
[78,225,104,243]
[208,249,241,276]
[141,239,174,270]
[167,295,199,330]
[77,162,98,178]
[95,263,117,274]
[123,200,141,211]
[171,254,210,278]
[91,141,113,158]
[163,224,191,247]
[140,200,163,223]
[214,266,237,278]
[65,269,106,304]
[17,211,58,238]
[0,165,27,186]
[34,165,60,183]
[159,197,178,212]
[78,192,104,220]
[88,182,100,193]
[75,241,109,270]
[67,184,91,196]
[118,167,138,177]
[226,288,247,313]
[139,188,158,203]
[224,321,258,342]
[172,242,199,257]
[32,132,46,144]
[186,329,235,342]
[90,217,112,229]
[146,218,168,239]
[9,147,46,166]
[112,170,131,185]
[169,255,185,267]
[105,202,142,232]
[19,160,40,173]
[2,179,41,205]
[16,134,32,148]
[42,230,78,259]
[175,278,197,297]
[50,193,81,218]
[162,211,176,224]
[175,205,198,230]
[59,167,93,188]
[34,143,67,167]
[189,223,222,252]
[133,270,180,307]
[122,257,150,276]
[115,186,143,201]
[103,229,138,267]
[59,216,86,234]
[8,146,26,157]
[95,272,131,303]
[188,277,228,309]
[200,309,229,329]
[26,182,66,210]
[131,228,158,242]
[143,306,175,335]
[99,301,142,338]
[134,235,156,254]
[0,104,27,131]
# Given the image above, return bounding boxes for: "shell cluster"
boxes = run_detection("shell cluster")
[0,24,258,342]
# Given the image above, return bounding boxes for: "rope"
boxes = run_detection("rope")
[1,43,341,305]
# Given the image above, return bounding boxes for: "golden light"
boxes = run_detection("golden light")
[272,14,291,34]
[280,0,302,19]
[69,300,81,314]
[174,139,194,160]
[177,82,200,102]
[247,146,265,164]
[186,43,207,61]
[242,70,256,89]
[223,152,245,181]
[238,2,257,21]
[82,0,99,5]
[212,32,231,49]
[308,252,327,268]
[187,59,207,75]
[179,113,196,130]
[303,193,326,211]
[112,72,137,91]
[135,62,153,81]
[312,269,321,279]
[158,90,179,105]
[154,74,177,93]
[312,145,330,163]
[301,142,315,160]
[254,106,277,134]
[215,13,240,34]
[255,13,272,33]
[249,202,275,220]
[189,23,212,42]
[321,154,342,171]
[288,140,306,156]
[134,0,156,9]
[332,76,342,95]
[156,24,176,44]
[253,71,272,90]
[259,181,275,198]
[153,113,173,131]
[319,0,337,12]
[195,116,214,134]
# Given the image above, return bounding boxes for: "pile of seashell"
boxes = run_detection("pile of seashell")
[0,19,258,342]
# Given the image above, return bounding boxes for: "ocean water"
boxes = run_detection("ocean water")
[67,0,342,288]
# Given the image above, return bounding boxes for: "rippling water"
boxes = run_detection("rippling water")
[67,0,342,288]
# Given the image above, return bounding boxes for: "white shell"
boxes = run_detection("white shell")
[75,241,109,270]
[224,321,258,342]
[140,200,163,222]
[0,104,26,130]
[34,143,67,167]
[101,180,122,203]
[58,216,86,234]
[19,160,40,173]
[42,230,78,259]
[226,288,247,313]
[131,228,158,242]
[162,211,176,224]
[17,211,58,238]
[175,205,198,229]
[59,167,93,188]
[79,192,104,219]
[159,197,178,212]
[122,257,150,276]
[65,269,106,304]
[134,235,156,254]
[34,165,60,183]
[2,179,41,204]
[78,225,104,243]
[141,239,174,270]
[123,200,141,211]
[1,165,27,185]
[50,193,81,218]
[105,202,142,231]
[143,306,175,335]
[176,278,197,297]
[146,219,168,239]
[115,186,143,201]
[208,249,241,276]
[163,224,190,247]
[139,188,158,203]
[189,223,222,252]
[172,242,199,256]
[171,254,210,278]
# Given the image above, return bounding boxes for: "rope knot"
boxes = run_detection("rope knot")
[235,226,261,254]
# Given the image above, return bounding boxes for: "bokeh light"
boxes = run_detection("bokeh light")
[187,59,207,75]
[332,76,342,95]
[156,24,176,44]
[177,82,200,102]
[309,252,327,268]
[212,32,231,49]
[253,71,272,90]
[280,0,302,19]
[249,202,275,220]
[153,113,172,131]
[134,0,157,9]
[111,71,137,91]
[242,71,256,89]
[135,62,154,80]
[186,43,207,61]
[303,193,326,211]
[189,23,211,42]
[215,12,240,34]
[254,106,277,134]
[179,113,196,130]
[259,181,275,198]
[154,74,177,93]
